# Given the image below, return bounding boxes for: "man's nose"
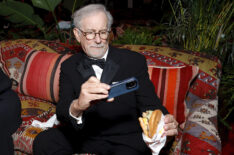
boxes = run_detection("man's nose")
[94,33,101,43]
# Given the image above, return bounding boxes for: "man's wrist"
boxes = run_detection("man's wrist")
[69,101,83,124]
[70,99,82,117]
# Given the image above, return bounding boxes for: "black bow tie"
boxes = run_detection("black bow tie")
[84,57,106,69]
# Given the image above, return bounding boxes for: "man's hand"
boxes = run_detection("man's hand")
[70,76,111,116]
[163,114,178,136]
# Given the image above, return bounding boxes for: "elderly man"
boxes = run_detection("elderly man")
[0,68,21,154]
[33,4,178,155]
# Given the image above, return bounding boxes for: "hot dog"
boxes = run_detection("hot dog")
[138,109,162,138]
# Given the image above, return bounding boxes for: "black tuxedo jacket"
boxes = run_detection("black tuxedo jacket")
[56,46,168,153]
[0,69,21,154]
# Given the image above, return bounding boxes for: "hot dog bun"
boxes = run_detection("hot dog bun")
[138,117,149,136]
[138,110,162,138]
[148,110,162,138]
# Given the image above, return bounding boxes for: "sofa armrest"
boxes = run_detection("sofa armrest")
[180,99,221,154]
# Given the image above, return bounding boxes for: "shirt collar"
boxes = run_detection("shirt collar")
[100,47,108,61]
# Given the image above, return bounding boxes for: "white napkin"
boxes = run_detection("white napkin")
[31,114,60,129]
[142,114,167,155]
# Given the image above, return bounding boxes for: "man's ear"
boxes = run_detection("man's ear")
[73,28,81,43]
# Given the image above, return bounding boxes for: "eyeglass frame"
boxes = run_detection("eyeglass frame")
[76,27,111,40]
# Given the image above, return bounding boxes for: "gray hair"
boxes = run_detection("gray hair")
[72,4,113,30]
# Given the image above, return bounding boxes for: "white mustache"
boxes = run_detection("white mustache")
[89,44,104,48]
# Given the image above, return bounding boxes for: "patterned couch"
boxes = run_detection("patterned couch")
[0,39,221,155]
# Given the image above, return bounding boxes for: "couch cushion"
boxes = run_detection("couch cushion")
[181,99,221,154]
[148,65,199,124]
[0,39,80,91]
[18,50,72,103]
[118,45,221,101]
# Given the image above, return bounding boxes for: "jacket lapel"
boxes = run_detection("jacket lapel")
[100,46,120,84]
[76,46,120,84]
[76,53,96,80]
[100,59,119,84]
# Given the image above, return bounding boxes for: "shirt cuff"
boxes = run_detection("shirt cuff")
[69,106,83,124]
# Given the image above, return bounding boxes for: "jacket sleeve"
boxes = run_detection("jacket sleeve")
[0,69,22,134]
[56,62,85,130]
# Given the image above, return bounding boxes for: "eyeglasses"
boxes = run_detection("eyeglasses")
[77,28,110,40]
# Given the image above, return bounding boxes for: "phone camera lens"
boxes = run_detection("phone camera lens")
[126,81,137,89]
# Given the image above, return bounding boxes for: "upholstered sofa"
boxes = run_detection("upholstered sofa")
[0,39,221,154]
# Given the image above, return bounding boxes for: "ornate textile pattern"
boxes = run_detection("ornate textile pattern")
[13,94,56,154]
[18,50,71,102]
[120,45,220,76]
[0,39,76,154]
[0,39,80,91]
[170,129,183,155]
[0,47,9,75]
[0,42,33,88]
[118,45,221,153]
[0,39,80,54]
[19,94,56,121]
[0,40,221,154]
[38,40,82,54]
[118,45,221,101]
[148,65,199,124]
[181,99,221,154]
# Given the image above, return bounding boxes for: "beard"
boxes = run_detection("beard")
[85,43,108,59]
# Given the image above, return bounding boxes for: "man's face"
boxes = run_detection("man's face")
[73,12,109,59]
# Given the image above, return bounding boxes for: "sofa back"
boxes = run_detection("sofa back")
[0,39,221,122]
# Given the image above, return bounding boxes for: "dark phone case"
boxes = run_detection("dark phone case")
[108,77,139,99]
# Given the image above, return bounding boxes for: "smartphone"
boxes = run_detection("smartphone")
[108,77,139,99]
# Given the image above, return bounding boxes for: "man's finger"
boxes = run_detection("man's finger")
[164,129,178,136]
[84,83,110,89]
[107,98,114,102]
[164,114,174,123]
[164,122,178,131]
[88,87,109,95]
[87,76,100,83]
[91,94,109,101]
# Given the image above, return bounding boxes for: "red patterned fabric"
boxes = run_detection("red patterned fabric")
[0,40,222,154]
[13,94,56,154]
[119,45,221,102]
[180,99,221,154]
[181,133,220,154]
[0,49,9,75]
[18,51,72,102]
[0,43,33,88]
[148,66,199,124]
